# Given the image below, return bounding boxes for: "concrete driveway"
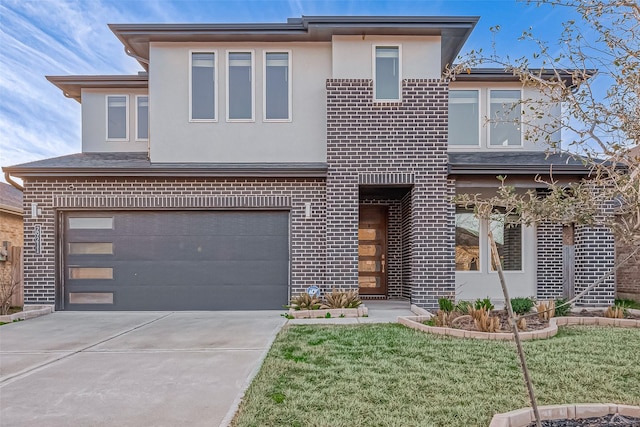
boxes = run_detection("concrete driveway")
[0,311,285,427]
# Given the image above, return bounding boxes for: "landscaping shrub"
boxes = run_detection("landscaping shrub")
[554,298,571,317]
[455,300,472,314]
[474,297,494,311]
[510,297,535,316]
[438,297,455,313]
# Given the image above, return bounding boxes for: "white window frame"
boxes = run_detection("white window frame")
[263,50,292,122]
[455,207,484,273]
[372,44,402,102]
[105,94,129,142]
[226,49,255,122]
[487,88,523,148]
[135,94,149,141]
[448,88,481,148]
[189,50,218,122]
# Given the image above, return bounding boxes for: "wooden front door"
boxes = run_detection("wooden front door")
[358,205,387,296]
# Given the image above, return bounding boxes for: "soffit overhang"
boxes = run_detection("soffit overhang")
[109,15,479,72]
[46,75,149,103]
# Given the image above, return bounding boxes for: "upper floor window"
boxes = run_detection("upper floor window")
[136,95,149,140]
[449,90,480,146]
[106,95,128,141]
[227,51,254,121]
[190,52,216,121]
[264,51,291,121]
[374,46,401,101]
[489,90,522,146]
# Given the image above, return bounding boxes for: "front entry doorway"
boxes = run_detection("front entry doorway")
[358,205,388,296]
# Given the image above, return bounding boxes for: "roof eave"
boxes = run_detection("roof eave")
[3,165,328,179]
[46,75,149,103]
[109,16,479,72]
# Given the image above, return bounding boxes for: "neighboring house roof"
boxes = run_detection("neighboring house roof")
[0,182,23,216]
[448,151,596,175]
[46,74,148,103]
[2,153,328,178]
[109,15,479,72]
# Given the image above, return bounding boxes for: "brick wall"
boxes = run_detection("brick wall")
[616,240,640,300]
[21,178,326,307]
[401,192,413,300]
[537,222,564,299]
[574,225,615,306]
[326,79,454,309]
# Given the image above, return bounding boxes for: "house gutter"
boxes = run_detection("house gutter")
[4,172,24,191]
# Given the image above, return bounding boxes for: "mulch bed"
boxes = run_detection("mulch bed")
[527,414,640,426]
[432,309,639,333]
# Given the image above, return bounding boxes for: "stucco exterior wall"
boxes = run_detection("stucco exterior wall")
[147,42,330,163]
[81,89,150,153]
[331,35,441,80]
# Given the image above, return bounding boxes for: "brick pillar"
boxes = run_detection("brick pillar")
[536,222,564,299]
[410,178,456,310]
[574,225,615,306]
[325,173,359,290]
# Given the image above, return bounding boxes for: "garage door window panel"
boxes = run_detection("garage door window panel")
[69,267,113,280]
[69,242,113,255]
[68,217,114,230]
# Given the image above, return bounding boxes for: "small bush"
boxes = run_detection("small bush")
[554,298,571,317]
[455,300,472,314]
[474,297,494,311]
[321,288,362,309]
[287,293,322,310]
[438,298,455,313]
[510,297,535,316]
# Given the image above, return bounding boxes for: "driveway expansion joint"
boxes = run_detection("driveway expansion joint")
[0,312,173,387]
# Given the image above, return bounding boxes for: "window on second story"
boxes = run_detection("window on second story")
[374,46,401,101]
[190,52,216,121]
[106,95,128,141]
[136,95,149,140]
[489,90,522,146]
[449,90,480,146]
[227,51,254,121]
[264,51,291,121]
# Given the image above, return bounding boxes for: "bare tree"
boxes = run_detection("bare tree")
[447,1,640,425]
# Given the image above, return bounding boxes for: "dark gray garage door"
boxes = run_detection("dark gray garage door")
[63,211,289,310]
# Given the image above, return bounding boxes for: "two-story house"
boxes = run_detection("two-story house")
[3,16,616,311]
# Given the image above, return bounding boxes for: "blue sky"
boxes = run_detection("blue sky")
[0,0,579,180]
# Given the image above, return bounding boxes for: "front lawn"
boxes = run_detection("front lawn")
[232,324,640,427]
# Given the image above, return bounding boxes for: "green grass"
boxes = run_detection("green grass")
[231,324,640,427]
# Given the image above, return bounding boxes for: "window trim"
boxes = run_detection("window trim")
[455,207,484,273]
[448,88,482,148]
[263,50,292,122]
[105,94,129,142]
[226,49,255,122]
[487,88,523,148]
[135,94,149,141]
[372,44,402,102]
[189,49,218,123]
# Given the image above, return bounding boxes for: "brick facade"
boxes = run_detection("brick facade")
[326,79,454,309]
[536,222,565,299]
[574,225,615,306]
[21,178,326,307]
[616,240,640,301]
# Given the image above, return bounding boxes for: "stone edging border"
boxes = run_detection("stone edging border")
[0,305,54,323]
[287,306,368,319]
[489,403,640,427]
[398,314,640,341]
